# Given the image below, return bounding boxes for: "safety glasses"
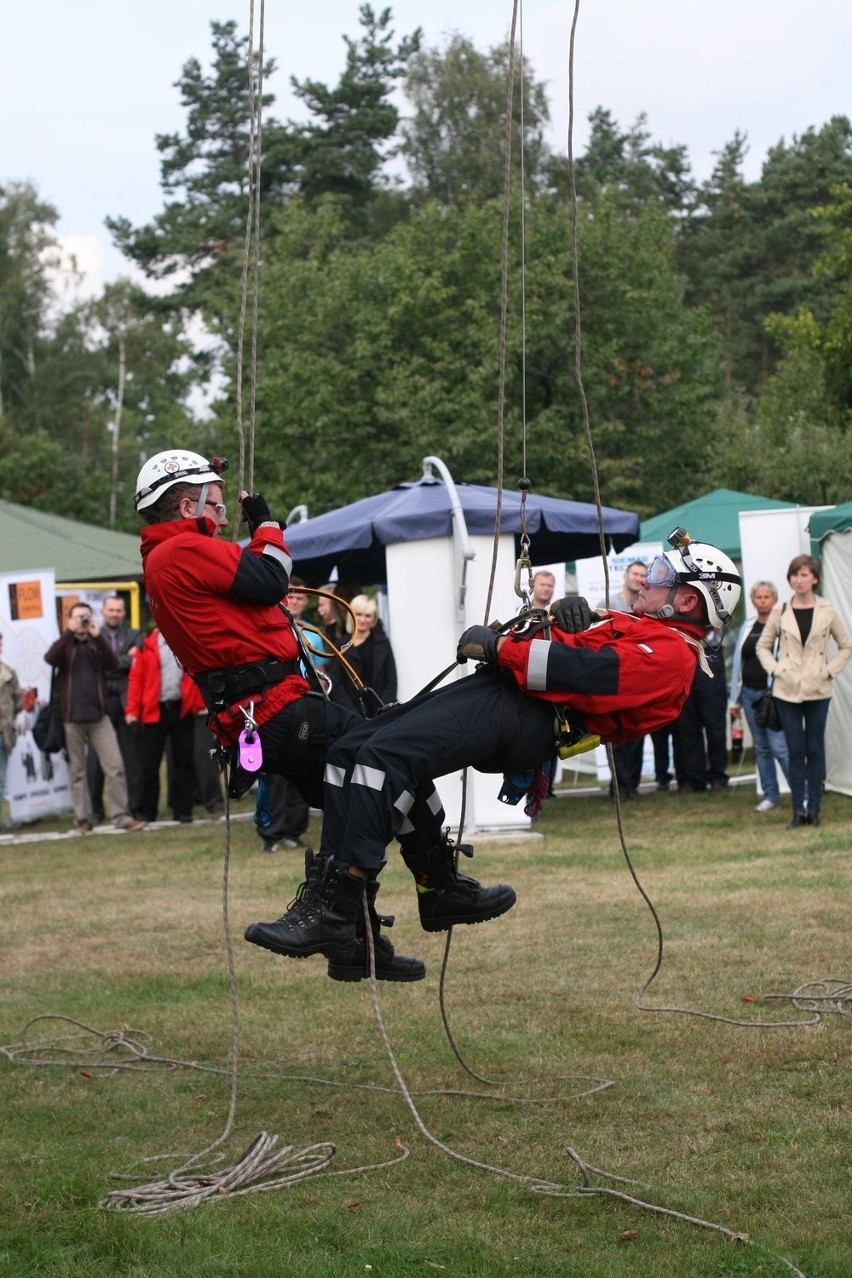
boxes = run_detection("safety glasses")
[645,556,678,587]
[204,501,227,521]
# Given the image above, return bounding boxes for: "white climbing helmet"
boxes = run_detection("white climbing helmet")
[134,450,228,512]
[645,529,742,631]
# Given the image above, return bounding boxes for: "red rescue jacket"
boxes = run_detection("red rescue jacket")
[497,610,705,744]
[126,630,196,724]
[140,517,309,743]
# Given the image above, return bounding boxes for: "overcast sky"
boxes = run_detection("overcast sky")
[4,0,849,299]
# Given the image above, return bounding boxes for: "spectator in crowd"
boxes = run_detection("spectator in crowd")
[0,635,22,816]
[126,627,196,824]
[598,560,648,614]
[183,677,225,817]
[650,724,676,791]
[529,570,556,610]
[253,577,318,853]
[44,603,145,833]
[757,554,852,828]
[288,577,332,674]
[672,645,729,793]
[346,595,398,707]
[317,582,357,651]
[730,580,791,812]
[596,560,649,800]
[87,594,143,822]
[256,772,309,853]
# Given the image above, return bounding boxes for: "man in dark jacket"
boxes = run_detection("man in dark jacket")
[44,603,145,834]
[87,594,143,821]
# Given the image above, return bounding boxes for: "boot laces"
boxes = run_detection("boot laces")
[433,835,480,891]
[278,852,327,922]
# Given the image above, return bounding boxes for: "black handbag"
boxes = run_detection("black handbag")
[754,688,781,733]
[33,670,66,754]
[753,607,784,734]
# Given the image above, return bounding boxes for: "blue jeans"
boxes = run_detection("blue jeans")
[773,697,830,816]
[740,686,791,804]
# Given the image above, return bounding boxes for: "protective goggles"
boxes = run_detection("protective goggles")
[646,556,679,588]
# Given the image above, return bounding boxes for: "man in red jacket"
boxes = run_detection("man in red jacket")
[126,628,196,823]
[246,535,742,968]
[135,450,511,984]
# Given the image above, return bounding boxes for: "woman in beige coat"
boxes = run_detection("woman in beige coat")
[757,554,852,827]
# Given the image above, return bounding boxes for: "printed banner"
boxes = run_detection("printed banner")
[0,569,72,823]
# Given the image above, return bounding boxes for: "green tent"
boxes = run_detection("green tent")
[809,500,852,548]
[0,500,142,580]
[640,488,797,560]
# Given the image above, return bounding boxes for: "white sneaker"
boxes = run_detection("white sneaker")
[754,799,779,812]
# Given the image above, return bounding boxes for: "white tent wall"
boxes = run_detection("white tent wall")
[738,507,830,601]
[819,527,852,797]
[386,536,566,832]
[0,568,72,822]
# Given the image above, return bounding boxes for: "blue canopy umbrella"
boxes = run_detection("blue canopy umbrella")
[283,475,640,585]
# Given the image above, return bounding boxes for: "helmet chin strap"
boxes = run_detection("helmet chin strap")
[193,483,210,518]
[643,585,679,620]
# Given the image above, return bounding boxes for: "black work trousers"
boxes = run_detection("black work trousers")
[138,702,195,821]
[318,668,557,872]
[672,665,729,791]
[610,737,644,795]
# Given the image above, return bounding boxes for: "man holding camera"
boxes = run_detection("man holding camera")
[44,602,145,834]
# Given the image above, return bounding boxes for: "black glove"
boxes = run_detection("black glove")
[240,492,272,535]
[457,624,500,664]
[552,595,593,633]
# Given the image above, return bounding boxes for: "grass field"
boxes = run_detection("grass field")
[1,781,850,1277]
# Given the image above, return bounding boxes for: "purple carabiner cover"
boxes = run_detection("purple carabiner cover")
[238,727,263,772]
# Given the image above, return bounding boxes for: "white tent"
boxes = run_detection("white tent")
[809,503,852,797]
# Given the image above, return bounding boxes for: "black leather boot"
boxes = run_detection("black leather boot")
[244,850,365,961]
[327,881,426,983]
[401,835,516,933]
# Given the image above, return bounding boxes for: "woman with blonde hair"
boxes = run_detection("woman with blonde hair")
[757,554,852,827]
[341,594,398,712]
[730,580,791,812]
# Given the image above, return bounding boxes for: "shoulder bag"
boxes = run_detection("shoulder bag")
[753,606,785,733]
[754,684,781,732]
[33,669,66,754]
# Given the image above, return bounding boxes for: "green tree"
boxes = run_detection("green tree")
[106,20,280,318]
[0,270,199,528]
[401,35,552,204]
[221,191,720,519]
[107,7,420,322]
[710,309,852,505]
[0,182,62,427]
[569,107,696,214]
[285,4,420,219]
[85,280,201,528]
[681,117,852,389]
[814,182,852,412]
